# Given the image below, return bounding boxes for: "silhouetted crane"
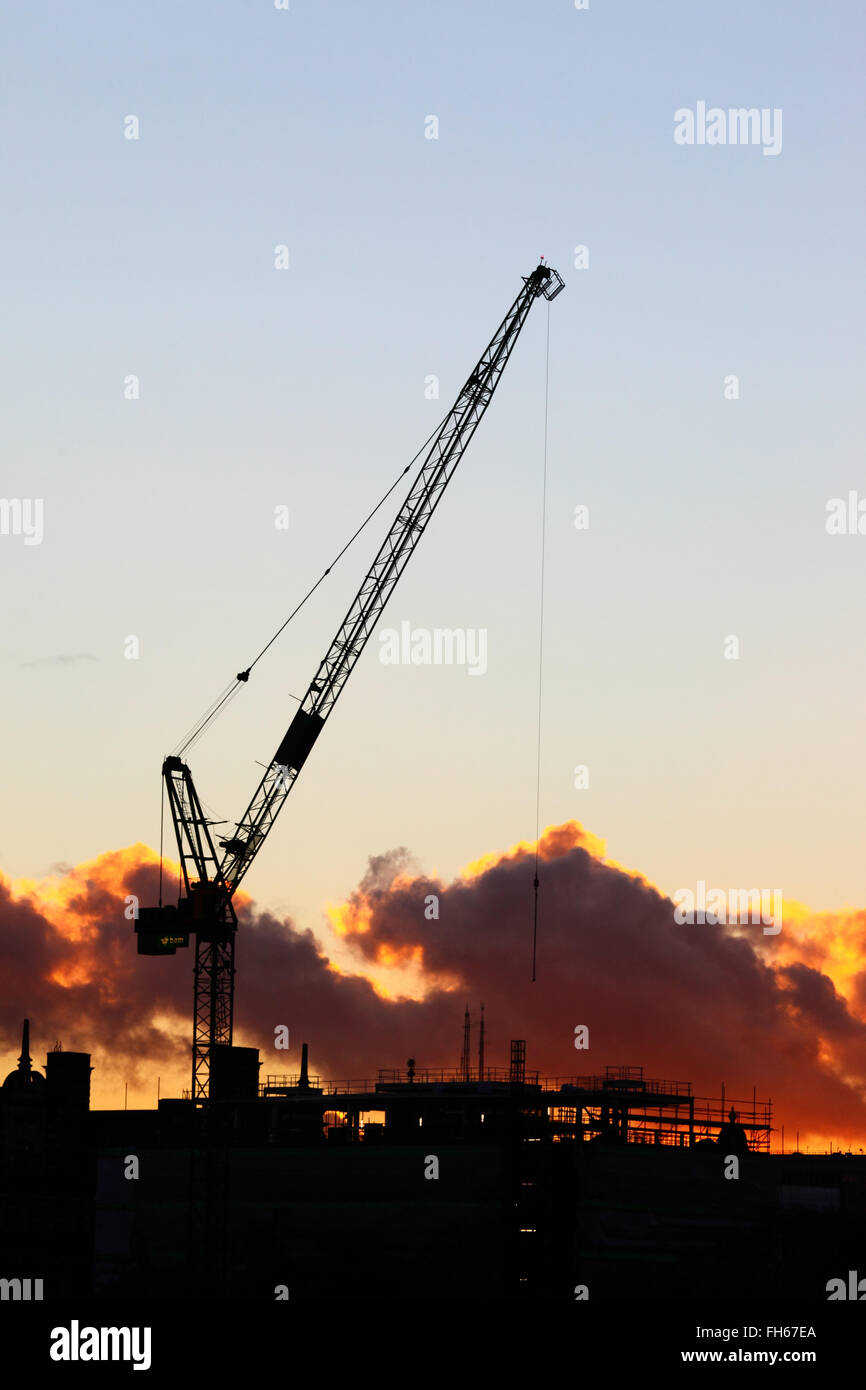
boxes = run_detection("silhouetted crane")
[135,261,565,1099]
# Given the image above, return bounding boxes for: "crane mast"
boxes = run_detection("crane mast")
[136,260,564,1100]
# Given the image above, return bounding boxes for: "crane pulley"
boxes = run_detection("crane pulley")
[135,260,564,1100]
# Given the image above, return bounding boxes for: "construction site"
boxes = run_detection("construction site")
[4,262,863,1307]
[3,1018,865,1303]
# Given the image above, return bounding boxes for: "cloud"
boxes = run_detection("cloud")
[1,824,865,1148]
[20,653,98,669]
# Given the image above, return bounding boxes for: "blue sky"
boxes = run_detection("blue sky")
[2,0,865,947]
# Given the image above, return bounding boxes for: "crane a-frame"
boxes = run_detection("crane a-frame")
[135,261,565,1100]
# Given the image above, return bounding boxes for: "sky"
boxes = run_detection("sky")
[2,2,866,1142]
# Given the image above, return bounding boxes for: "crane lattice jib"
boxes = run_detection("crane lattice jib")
[156,261,563,1102]
[214,262,564,893]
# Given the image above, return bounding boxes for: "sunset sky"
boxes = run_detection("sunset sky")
[3,2,866,1149]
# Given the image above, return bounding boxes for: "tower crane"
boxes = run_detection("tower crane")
[135,260,565,1100]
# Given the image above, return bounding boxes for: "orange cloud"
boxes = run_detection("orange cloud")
[3,825,866,1154]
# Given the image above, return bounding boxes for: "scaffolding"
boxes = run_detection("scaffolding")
[544,1066,772,1152]
[259,1063,771,1150]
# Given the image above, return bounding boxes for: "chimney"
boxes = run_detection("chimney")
[17,1019,32,1075]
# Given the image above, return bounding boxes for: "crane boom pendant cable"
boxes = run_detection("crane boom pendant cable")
[158,775,165,909]
[531,302,552,982]
[171,410,454,761]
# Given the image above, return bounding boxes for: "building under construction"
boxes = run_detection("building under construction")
[2,1020,864,1304]
[4,265,861,1309]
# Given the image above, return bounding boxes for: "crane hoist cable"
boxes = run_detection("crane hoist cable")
[170,408,454,762]
[531,301,552,983]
